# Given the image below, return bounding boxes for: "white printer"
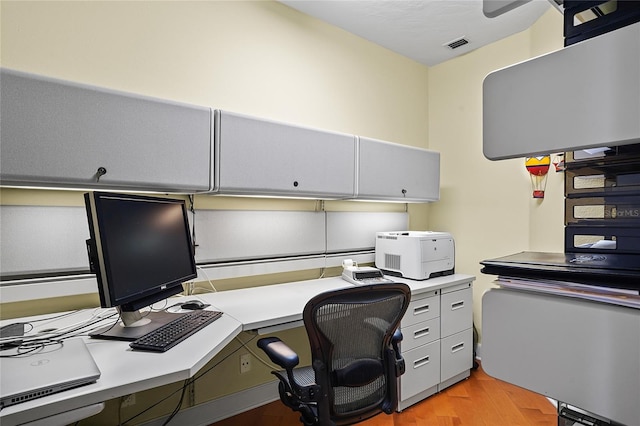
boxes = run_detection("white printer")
[375,231,455,280]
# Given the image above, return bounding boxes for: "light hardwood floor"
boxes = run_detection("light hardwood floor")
[210,363,558,426]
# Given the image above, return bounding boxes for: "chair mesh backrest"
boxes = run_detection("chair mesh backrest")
[304,285,409,419]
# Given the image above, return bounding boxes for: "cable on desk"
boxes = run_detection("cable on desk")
[46,310,120,340]
[85,310,123,339]
[0,309,119,349]
[0,339,64,358]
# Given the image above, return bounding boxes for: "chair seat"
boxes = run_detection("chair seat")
[279,365,316,388]
[333,376,386,415]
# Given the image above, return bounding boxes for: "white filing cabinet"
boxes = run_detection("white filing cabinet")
[396,275,474,411]
[439,284,474,390]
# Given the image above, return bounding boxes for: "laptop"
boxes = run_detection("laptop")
[1,338,101,409]
[480,251,640,292]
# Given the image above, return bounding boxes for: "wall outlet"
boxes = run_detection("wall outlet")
[240,353,251,374]
[121,393,136,408]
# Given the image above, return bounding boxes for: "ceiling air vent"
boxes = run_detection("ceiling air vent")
[445,37,469,49]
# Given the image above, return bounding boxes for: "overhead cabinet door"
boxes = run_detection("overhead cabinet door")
[0,69,213,192]
[483,21,640,160]
[214,110,356,198]
[357,137,440,202]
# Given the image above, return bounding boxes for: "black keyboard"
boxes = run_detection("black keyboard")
[130,310,222,352]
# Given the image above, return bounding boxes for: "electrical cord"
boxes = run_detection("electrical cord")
[119,334,258,425]
[0,309,119,348]
[188,194,197,255]
[161,379,189,426]
[234,332,279,371]
[0,339,65,358]
[194,265,218,293]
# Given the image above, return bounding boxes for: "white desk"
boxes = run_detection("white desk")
[201,277,353,333]
[0,274,473,425]
[0,301,242,426]
[389,273,475,297]
[482,288,640,426]
[202,274,475,334]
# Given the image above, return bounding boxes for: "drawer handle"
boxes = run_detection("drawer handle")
[413,304,430,315]
[413,356,430,369]
[451,301,465,311]
[451,342,465,353]
[413,327,430,339]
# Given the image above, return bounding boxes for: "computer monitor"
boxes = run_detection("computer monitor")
[84,191,197,340]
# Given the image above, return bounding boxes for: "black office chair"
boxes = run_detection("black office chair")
[258,283,411,426]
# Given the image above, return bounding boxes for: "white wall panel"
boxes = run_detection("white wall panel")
[194,210,326,263]
[0,206,90,276]
[1,207,407,293]
[326,212,408,252]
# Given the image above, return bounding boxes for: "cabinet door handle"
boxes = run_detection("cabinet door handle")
[451,342,465,353]
[95,167,107,182]
[413,304,430,315]
[450,300,465,311]
[413,327,430,339]
[413,355,430,369]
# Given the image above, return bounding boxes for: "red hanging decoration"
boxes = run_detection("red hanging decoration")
[525,156,550,198]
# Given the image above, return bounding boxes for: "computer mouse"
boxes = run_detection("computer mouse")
[181,300,209,310]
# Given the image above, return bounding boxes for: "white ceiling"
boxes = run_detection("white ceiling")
[279,0,554,66]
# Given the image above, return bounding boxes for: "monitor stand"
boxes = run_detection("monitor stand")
[89,309,185,341]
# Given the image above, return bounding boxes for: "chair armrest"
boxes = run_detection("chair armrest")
[391,329,405,376]
[392,328,403,347]
[258,337,300,370]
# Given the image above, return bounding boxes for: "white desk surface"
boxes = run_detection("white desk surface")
[0,273,475,425]
[199,274,475,332]
[390,273,475,296]
[200,277,353,332]
[0,301,242,426]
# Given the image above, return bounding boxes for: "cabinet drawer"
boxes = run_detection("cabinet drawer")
[401,318,440,352]
[440,287,472,337]
[401,294,439,328]
[440,328,473,383]
[399,340,441,401]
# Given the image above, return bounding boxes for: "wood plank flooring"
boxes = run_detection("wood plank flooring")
[210,364,558,426]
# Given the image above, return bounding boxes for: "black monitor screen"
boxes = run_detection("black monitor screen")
[85,192,197,312]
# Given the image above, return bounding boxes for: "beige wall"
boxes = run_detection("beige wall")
[0,0,429,311]
[1,1,569,422]
[427,8,565,338]
[1,0,429,147]
[0,2,429,423]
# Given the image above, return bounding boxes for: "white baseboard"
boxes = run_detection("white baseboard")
[140,380,280,426]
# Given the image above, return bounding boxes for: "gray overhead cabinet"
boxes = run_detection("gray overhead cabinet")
[212,110,357,199]
[1,68,440,202]
[356,137,440,202]
[212,110,440,202]
[0,69,213,192]
[483,20,640,160]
